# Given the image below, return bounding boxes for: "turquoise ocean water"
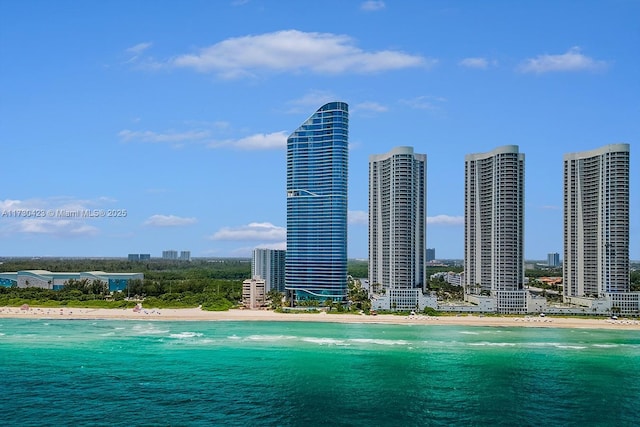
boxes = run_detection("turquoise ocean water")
[1,319,639,426]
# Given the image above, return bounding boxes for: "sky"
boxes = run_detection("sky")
[1,0,638,260]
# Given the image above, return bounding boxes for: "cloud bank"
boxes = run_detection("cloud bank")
[171,30,431,78]
[519,47,607,74]
[211,222,286,241]
[144,215,197,227]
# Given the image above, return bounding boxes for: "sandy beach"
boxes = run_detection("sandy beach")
[1,305,639,330]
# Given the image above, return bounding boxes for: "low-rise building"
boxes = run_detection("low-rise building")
[0,270,143,292]
[371,288,437,311]
[242,278,266,309]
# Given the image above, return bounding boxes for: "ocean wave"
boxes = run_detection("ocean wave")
[350,338,409,346]
[459,331,480,335]
[170,332,204,339]
[301,337,349,346]
[246,335,298,342]
[131,324,170,335]
[555,345,587,350]
[468,342,516,347]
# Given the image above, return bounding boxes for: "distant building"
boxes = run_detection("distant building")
[286,102,349,302]
[426,248,436,262]
[128,254,140,262]
[179,251,191,261]
[162,250,178,260]
[464,145,526,314]
[547,252,560,267]
[430,271,463,287]
[139,254,151,260]
[369,146,427,311]
[242,278,266,309]
[0,271,143,291]
[252,248,286,293]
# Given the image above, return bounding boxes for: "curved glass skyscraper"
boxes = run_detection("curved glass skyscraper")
[286,102,348,302]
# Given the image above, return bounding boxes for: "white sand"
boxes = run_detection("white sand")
[1,306,639,330]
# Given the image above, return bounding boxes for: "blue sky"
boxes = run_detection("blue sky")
[1,0,638,260]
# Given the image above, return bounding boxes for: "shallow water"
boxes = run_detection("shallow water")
[1,319,638,426]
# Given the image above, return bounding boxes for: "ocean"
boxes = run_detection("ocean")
[1,318,639,426]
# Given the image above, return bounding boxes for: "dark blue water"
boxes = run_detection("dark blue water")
[1,319,638,426]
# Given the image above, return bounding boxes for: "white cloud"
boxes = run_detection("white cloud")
[211,131,288,150]
[518,47,607,74]
[400,95,446,111]
[231,241,287,257]
[352,102,389,114]
[459,57,493,69]
[144,215,197,227]
[427,215,464,226]
[126,42,153,55]
[361,1,385,11]
[348,210,368,225]
[0,199,23,210]
[7,219,99,237]
[1,196,114,212]
[118,129,210,144]
[286,91,338,113]
[124,42,154,65]
[171,30,431,77]
[210,222,286,241]
[0,197,122,237]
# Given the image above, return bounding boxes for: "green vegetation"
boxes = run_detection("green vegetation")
[425,276,463,301]
[348,277,371,313]
[631,270,640,292]
[347,259,368,278]
[266,289,284,310]
[525,267,563,278]
[422,307,439,316]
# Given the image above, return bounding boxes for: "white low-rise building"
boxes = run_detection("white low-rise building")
[371,288,437,311]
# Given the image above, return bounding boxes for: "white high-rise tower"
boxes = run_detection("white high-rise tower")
[464,145,526,313]
[369,146,427,310]
[563,144,630,298]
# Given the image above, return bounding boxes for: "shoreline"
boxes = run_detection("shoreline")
[1,306,639,330]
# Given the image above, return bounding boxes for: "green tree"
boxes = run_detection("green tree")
[266,289,284,310]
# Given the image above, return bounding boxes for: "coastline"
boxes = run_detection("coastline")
[1,306,639,330]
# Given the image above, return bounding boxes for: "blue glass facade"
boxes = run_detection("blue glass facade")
[286,102,349,301]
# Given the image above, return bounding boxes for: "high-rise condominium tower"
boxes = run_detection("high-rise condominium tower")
[286,102,348,302]
[464,145,526,313]
[563,144,630,298]
[369,147,427,304]
[252,248,286,293]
